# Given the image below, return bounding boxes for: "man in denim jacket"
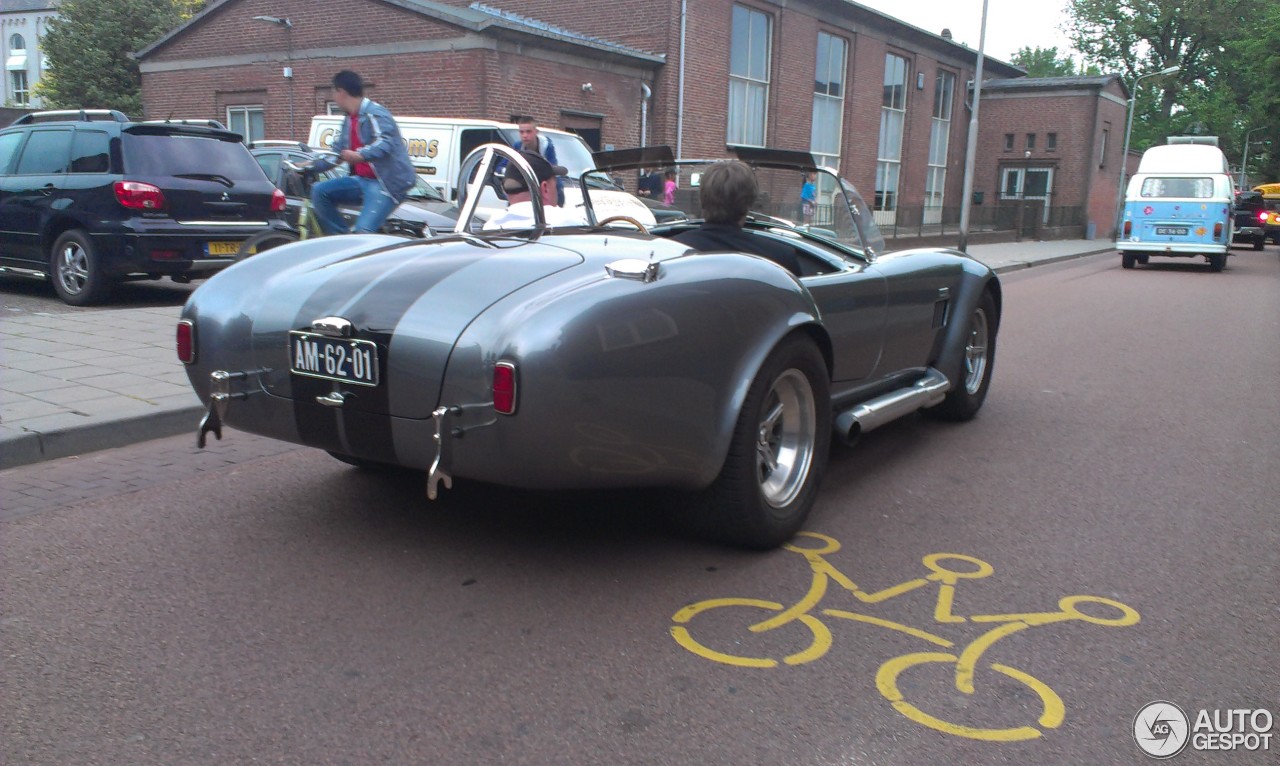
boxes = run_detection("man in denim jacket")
[309,70,416,234]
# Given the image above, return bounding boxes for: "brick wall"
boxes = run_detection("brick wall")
[139,0,1118,234]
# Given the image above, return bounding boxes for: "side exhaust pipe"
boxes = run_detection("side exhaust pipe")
[834,368,951,446]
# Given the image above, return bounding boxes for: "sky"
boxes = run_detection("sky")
[853,0,1077,64]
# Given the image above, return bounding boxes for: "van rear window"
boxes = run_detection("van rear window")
[1140,177,1215,198]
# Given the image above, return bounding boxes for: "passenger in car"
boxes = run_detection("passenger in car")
[670,160,803,276]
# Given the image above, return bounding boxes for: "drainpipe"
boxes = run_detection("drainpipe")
[640,82,651,149]
[677,0,687,161]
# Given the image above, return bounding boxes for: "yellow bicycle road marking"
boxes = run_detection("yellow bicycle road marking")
[671,531,1140,743]
[877,653,1066,742]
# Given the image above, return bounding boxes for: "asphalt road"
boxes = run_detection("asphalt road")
[3,249,1277,765]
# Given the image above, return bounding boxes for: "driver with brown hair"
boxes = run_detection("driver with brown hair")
[671,160,803,276]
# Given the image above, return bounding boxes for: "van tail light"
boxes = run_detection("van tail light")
[271,188,287,212]
[1260,211,1270,224]
[1123,221,1132,238]
[114,180,166,210]
[176,319,195,364]
[1213,222,1224,239]
[493,361,517,415]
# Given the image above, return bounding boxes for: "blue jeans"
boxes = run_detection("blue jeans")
[311,175,398,235]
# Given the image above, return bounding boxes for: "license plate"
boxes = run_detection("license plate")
[289,332,379,386]
[1155,227,1188,236]
[206,241,241,257]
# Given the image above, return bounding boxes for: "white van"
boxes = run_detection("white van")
[1117,138,1235,271]
[306,115,655,224]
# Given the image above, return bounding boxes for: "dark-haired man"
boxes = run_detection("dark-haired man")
[671,160,802,275]
[308,70,416,234]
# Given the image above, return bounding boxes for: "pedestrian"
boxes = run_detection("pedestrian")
[511,116,565,206]
[801,171,817,224]
[670,160,802,275]
[307,70,417,234]
[483,150,585,230]
[663,169,678,207]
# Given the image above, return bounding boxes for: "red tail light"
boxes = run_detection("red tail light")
[271,188,287,212]
[1213,222,1223,239]
[176,319,195,364]
[1260,211,1269,223]
[493,361,517,415]
[1123,221,1132,237]
[114,181,166,210]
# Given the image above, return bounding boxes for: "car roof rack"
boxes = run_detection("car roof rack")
[140,118,227,129]
[11,109,131,126]
[248,140,313,150]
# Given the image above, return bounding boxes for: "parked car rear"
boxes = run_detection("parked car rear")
[0,110,288,305]
[1231,191,1268,250]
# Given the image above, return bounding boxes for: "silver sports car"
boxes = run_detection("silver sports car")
[179,144,1001,549]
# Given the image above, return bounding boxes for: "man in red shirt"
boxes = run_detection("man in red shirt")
[308,71,417,235]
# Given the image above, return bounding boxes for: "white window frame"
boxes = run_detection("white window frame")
[924,70,955,224]
[810,32,846,223]
[875,54,909,224]
[727,5,771,148]
[226,105,265,144]
[11,70,29,107]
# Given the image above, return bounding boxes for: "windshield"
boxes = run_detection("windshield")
[586,160,883,255]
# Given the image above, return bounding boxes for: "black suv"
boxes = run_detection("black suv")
[0,110,288,304]
[1231,191,1268,250]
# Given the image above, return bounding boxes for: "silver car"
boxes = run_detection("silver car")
[179,144,1001,549]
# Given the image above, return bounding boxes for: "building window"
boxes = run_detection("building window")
[1004,133,1014,151]
[1047,132,1057,151]
[1100,126,1109,168]
[727,4,771,147]
[326,101,342,116]
[810,31,846,216]
[925,70,955,219]
[10,71,29,107]
[9,33,25,51]
[875,53,909,215]
[226,105,265,144]
[1026,133,1036,151]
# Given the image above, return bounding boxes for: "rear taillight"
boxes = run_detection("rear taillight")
[1123,221,1132,237]
[177,319,195,364]
[493,361,517,415]
[271,188,287,212]
[1213,222,1223,239]
[1260,211,1269,223]
[114,180,166,210]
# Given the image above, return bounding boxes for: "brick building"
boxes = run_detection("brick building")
[136,0,1129,239]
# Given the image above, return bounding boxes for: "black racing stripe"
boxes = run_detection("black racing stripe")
[290,242,478,457]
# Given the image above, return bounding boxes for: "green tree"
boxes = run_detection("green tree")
[1010,46,1078,77]
[35,0,204,115]
[1064,0,1268,160]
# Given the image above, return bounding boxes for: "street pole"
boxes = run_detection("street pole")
[1239,126,1263,190]
[1113,65,1180,240]
[956,0,989,253]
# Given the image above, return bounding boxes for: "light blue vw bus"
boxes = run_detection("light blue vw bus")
[1117,139,1234,272]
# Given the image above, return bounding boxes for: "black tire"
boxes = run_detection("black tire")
[236,229,300,261]
[1138,255,1150,264]
[1253,238,1265,251]
[1121,252,1136,269]
[1208,253,1227,272]
[693,336,831,549]
[924,290,998,422]
[50,229,112,306]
